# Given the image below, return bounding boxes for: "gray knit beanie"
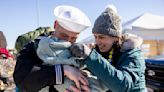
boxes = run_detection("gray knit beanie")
[92,5,122,37]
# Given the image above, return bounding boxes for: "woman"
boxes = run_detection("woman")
[69,5,146,92]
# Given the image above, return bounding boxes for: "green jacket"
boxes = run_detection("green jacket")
[84,34,146,92]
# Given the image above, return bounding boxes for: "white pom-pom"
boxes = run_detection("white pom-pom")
[105,4,117,14]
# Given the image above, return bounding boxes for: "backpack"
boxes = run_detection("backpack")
[15,27,53,52]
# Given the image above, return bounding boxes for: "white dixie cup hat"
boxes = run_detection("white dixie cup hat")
[54,5,91,33]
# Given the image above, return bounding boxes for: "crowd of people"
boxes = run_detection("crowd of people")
[1,4,147,92]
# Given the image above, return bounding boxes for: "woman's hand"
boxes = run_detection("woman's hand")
[63,65,89,89]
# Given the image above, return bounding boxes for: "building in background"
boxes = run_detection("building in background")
[123,13,164,57]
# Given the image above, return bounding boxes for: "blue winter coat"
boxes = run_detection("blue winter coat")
[84,34,146,92]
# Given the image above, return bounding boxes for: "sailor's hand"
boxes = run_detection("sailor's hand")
[64,85,90,92]
[63,65,88,89]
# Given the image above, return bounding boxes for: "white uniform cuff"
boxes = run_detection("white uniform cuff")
[55,64,63,84]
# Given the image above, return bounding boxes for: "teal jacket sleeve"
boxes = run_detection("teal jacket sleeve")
[84,49,146,92]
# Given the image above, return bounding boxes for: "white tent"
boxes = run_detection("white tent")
[123,13,164,40]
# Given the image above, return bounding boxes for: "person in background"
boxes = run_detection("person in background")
[69,4,146,92]
[0,31,15,91]
[0,48,13,59]
[13,5,91,92]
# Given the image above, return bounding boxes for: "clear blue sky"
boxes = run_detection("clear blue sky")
[0,0,164,49]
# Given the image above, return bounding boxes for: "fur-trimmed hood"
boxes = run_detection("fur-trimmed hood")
[120,33,143,52]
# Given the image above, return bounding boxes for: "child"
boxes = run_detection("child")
[37,36,108,92]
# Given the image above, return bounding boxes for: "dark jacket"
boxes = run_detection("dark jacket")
[84,33,146,92]
[13,39,63,92]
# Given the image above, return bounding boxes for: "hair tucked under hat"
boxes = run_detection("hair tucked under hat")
[92,4,122,37]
